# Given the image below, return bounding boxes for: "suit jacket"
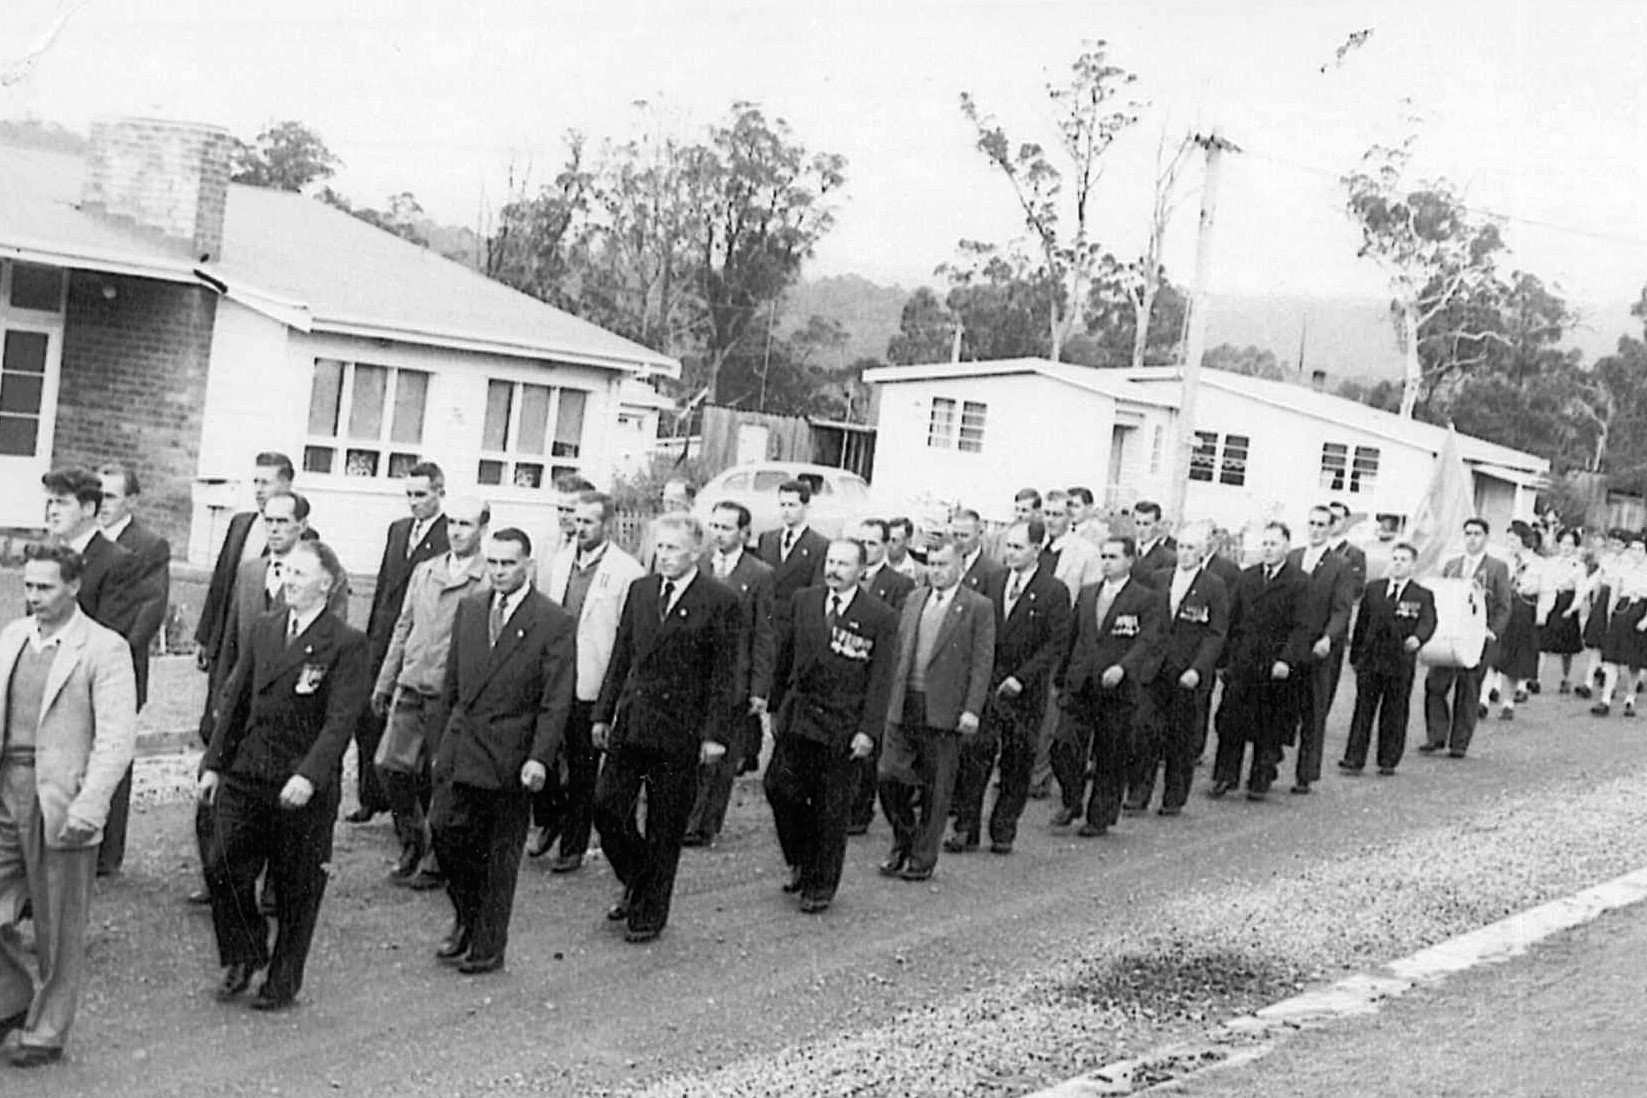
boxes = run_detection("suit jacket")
[366,514,450,665]
[1288,545,1357,651]
[76,531,139,638]
[959,549,1006,596]
[594,573,741,754]
[219,555,351,690]
[1442,554,1514,639]
[195,511,323,663]
[114,518,171,708]
[0,611,137,848]
[883,584,996,733]
[1350,578,1438,675]
[548,542,646,702]
[774,587,898,748]
[1224,562,1315,682]
[1057,578,1164,694]
[756,526,829,619]
[1049,535,1102,607]
[702,549,776,703]
[1206,552,1245,593]
[431,587,577,789]
[1156,567,1231,682]
[988,566,1071,712]
[204,609,369,792]
[1332,539,1369,595]
[863,562,916,612]
[1133,537,1179,590]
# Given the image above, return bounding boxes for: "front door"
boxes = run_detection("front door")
[0,262,65,528]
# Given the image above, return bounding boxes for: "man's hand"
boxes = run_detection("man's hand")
[957,711,980,736]
[591,722,611,751]
[520,760,548,792]
[1403,636,1422,653]
[1271,661,1291,681]
[59,816,98,846]
[278,775,315,810]
[1178,668,1201,690]
[749,696,768,716]
[1312,636,1332,660]
[195,650,211,673]
[197,769,220,806]
[371,690,392,719]
[850,732,874,759]
[1101,665,1125,689]
[700,740,727,766]
[996,676,1023,699]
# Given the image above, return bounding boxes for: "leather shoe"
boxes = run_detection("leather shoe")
[249,987,296,1012]
[898,863,934,882]
[458,953,504,975]
[343,807,380,824]
[680,831,710,848]
[400,870,444,891]
[1157,806,1182,817]
[1208,781,1234,798]
[798,895,832,914]
[1050,807,1080,827]
[1246,788,1268,801]
[215,961,259,1001]
[0,1009,27,1038]
[549,853,584,874]
[1337,760,1362,773]
[1447,749,1467,758]
[1076,822,1108,837]
[390,842,423,880]
[1290,782,1312,795]
[989,841,1013,854]
[435,924,471,962]
[606,898,631,922]
[877,850,909,877]
[1377,767,1396,776]
[942,835,977,854]
[1416,743,1443,754]
[623,926,662,944]
[6,1044,63,1068]
[781,866,805,894]
[186,887,212,906]
[525,826,557,858]
[1122,798,1148,814]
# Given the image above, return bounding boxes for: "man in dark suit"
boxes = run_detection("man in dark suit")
[756,481,828,707]
[765,539,897,912]
[1342,542,1437,775]
[427,528,575,974]
[95,463,171,877]
[194,452,295,682]
[1052,536,1163,836]
[197,541,369,1011]
[345,462,450,825]
[593,515,740,943]
[1128,522,1229,816]
[1131,500,1178,590]
[951,509,1006,596]
[684,501,775,846]
[845,519,915,834]
[949,520,1069,853]
[877,541,995,881]
[1212,522,1315,800]
[1420,517,1514,759]
[1287,504,1359,794]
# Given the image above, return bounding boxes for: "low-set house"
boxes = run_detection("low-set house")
[0,116,677,573]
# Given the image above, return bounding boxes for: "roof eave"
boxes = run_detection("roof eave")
[1,237,198,284]
[308,316,682,377]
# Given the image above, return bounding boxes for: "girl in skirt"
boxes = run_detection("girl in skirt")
[1592,533,1647,718]
[1486,524,1543,720]
[1576,530,1625,700]
[1539,528,1587,693]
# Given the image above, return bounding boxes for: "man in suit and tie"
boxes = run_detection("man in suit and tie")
[1131,501,1178,591]
[877,540,995,881]
[1052,536,1162,836]
[951,509,1006,596]
[372,496,491,885]
[346,462,449,827]
[1288,504,1359,794]
[1127,522,1228,816]
[1042,491,1102,601]
[198,541,368,1011]
[1212,522,1315,800]
[1342,542,1437,775]
[0,544,137,1066]
[757,479,828,616]
[593,515,740,942]
[845,519,915,833]
[427,529,575,974]
[1420,518,1513,759]
[548,474,597,559]
[94,464,170,877]
[684,501,773,847]
[635,478,695,574]
[886,517,922,581]
[1067,487,1107,548]
[765,539,897,913]
[534,491,645,868]
[949,520,1069,853]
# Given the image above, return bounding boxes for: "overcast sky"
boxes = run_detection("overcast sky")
[6,0,1647,320]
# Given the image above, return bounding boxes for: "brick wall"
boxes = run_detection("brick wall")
[53,272,216,555]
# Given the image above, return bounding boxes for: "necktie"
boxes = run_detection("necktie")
[782,530,795,560]
[286,614,300,645]
[406,522,421,559]
[826,593,840,631]
[659,580,675,623]
[267,559,285,598]
[1006,571,1023,616]
[1096,583,1116,626]
[1391,582,1403,604]
[488,597,505,647]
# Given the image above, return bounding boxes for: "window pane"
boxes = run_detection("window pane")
[513,462,544,489]
[3,331,48,374]
[518,384,550,455]
[308,359,344,437]
[388,452,421,479]
[477,459,504,486]
[0,414,38,456]
[927,397,955,449]
[303,446,335,474]
[0,373,42,415]
[958,400,986,453]
[1220,435,1249,486]
[1320,443,1348,491]
[553,389,587,458]
[1190,431,1217,482]
[550,463,578,484]
[722,472,751,491]
[348,364,388,440]
[752,470,788,491]
[390,370,429,445]
[345,448,380,477]
[483,381,513,451]
[10,263,62,312]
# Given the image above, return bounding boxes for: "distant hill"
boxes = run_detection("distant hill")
[780,274,911,364]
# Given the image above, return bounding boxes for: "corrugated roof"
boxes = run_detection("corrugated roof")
[0,143,678,376]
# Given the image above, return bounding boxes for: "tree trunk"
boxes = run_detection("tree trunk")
[1399,301,1422,419]
[1131,282,1158,369]
[1049,300,1064,363]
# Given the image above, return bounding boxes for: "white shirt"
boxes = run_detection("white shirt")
[492,582,533,630]
[659,569,698,616]
[102,514,133,543]
[28,607,78,653]
[780,525,809,558]
[574,539,611,572]
[712,547,743,579]
[961,548,982,577]
[1461,553,1485,578]
[265,552,292,599]
[67,527,98,554]
[824,585,857,619]
[407,514,439,556]
[1004,565,1036,611]
[1301,543,1329,574]
[287,602,326,641]
[1170,566,1198,615]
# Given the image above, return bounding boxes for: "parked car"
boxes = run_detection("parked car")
[693,462,888,538]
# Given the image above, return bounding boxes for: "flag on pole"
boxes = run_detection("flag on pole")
[1410,424,1475,577]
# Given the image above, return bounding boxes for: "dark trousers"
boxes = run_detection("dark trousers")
[352,708,391,814]
[952,697,1042,845]
[1213,678,1290,791]
[377,690,437,856]
[687,713,761,841]
[764,734,857,901]
[96,764,134,876]
[200,775,339,1000]
[532,701,598,859]
[593,741,699,934]
[1345,664,1416,770]
[429,780,531,960]
[1424,664,1483,754]
[1132,676,1208,810]
[1293,643,1345,786]
[877,694,961,871]
[1051,686,1134,829]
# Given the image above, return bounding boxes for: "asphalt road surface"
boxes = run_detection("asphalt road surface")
[27,686,1647,1097]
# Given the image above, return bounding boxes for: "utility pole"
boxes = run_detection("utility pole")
[1167,131,1239,526]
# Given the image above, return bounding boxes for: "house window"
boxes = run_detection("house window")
[1320,442,1348,491]
[8,263,64,314]
[958,401,987,453]
[303,359,429,478]
[927,397,956,449]
[0,330,48,456]
[1351,446,1380,494]
[476,378,589,489]
[1189,431,1218,482]
[1220,434,1250,486]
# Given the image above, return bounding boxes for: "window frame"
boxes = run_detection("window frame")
[474,377,591,492]
[302,358,431,481]
[958,400,987,453]
[927,396,956,449]
[0,261,65,465]
[1350,445,1380,494]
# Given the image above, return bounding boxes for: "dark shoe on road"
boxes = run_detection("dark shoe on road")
[7,1044,64,1068]
[1487,688,1501,704]
[623,926,662,944]
[1574,684,1592,699]
[989,841,1014,854]
[1208,781,1234,798]
[525,826,557,858]
[1157,806,1182,817]
[549,853,584,875]
[1447,749,1467,758]
[781,866,805,894]
[942,835,977,854]
[1378,767,1397,776]
[798,895,832,914]
[215,962,259,1001]
[878,850,909,877]
[458,953,504,975]
[343,807,380,824]
[1291,782,1312,795]
[1076,822,1108,837]
[606,898,631,922]
[435,923,471,961]
[390,841,422,880]
[249,986,296,1012]
[1337,760,1362,773]
[1499,706,1515,721]
[898,863,934,882]
[1416,743,1443,754]
[1246,788,1268,802]
[1050,807,1080,827]
[1592,703,1611,717]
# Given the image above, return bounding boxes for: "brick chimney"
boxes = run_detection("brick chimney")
[81,117,234,262]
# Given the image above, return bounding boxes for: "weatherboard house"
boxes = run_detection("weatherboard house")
[862,358,1546,538]
[0,116,677,572]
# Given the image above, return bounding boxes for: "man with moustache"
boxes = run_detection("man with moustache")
[845,518,915,834]
[765,538,897,912]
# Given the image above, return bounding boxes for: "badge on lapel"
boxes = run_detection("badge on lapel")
[1178,602,1210,624]
[295,656,327,695]
[1112,614,1140,637]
